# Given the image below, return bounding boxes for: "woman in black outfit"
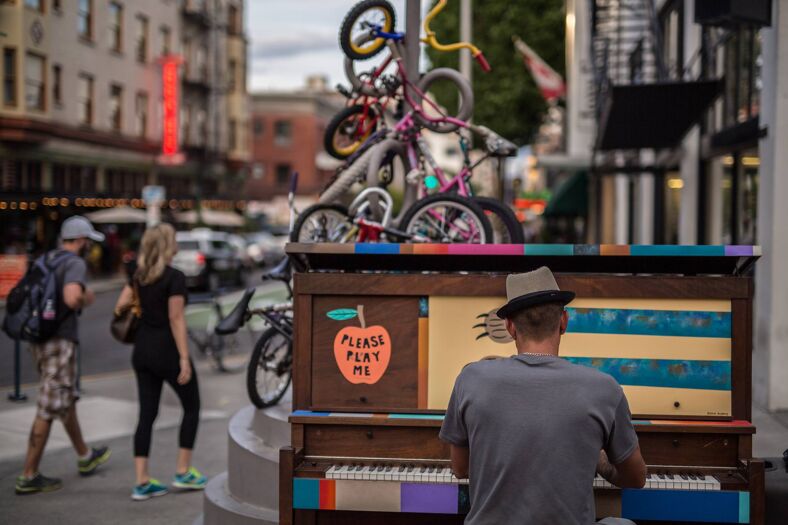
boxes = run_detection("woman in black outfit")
[114,223,206,501]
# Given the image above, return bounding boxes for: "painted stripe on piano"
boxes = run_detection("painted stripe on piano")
[569,298,731,312]
[560,333,731,361]
[319,479,335,510]
[293,478,320,510]
[291,410,331,417]
[630,245,725,256]
[565,357,731,390]
[739,491,750,523]
[566,308,731,338]
[336,480,401,512]
[354,243,401,255]
[621,489,748,523]
[388,413,445,420]
[400,483,459,514]
[524,244,575,255]
[446,244,524,255]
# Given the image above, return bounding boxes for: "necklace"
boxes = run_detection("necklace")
[519,352,558,358]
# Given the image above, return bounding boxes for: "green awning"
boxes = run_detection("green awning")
[543,171,588,217]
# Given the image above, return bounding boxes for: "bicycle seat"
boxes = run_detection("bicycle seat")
[263,257,291,283]
[484,133,518,157]
[215,288,255,335]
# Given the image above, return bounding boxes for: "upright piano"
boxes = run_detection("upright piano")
[280,243,764,525]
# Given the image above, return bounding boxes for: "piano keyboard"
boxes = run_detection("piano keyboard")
[326,464,468,484]
[594,472,721,491]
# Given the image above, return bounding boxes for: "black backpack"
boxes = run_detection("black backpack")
[2,251,75,342]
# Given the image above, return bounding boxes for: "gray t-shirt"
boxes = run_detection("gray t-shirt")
[439,354,639,525]
[52,251,87,343]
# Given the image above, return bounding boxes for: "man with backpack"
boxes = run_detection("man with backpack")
[10,216,112,494]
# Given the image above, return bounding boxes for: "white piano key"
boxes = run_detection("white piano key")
[705,475,721,490]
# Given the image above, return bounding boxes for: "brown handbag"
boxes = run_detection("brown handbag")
[110,282,141,344]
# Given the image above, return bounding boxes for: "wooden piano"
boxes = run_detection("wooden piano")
[280,243,764,524]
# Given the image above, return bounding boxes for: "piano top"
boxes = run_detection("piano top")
[289,410,756,434]
[286,243,760,275]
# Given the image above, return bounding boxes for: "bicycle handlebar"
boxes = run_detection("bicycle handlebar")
[421,0,491,72]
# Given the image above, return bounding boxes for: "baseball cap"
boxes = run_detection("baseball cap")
[61,216,106,242]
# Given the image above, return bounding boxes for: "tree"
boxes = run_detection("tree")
[425,0,565,145]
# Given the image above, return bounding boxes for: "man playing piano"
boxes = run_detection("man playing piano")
[440,267,647,524]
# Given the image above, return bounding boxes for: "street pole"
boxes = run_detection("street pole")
[8,338,27,402]
[459,0,472,84]
[405,0,421,106]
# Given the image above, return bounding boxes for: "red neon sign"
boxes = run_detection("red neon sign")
[161,56,181,160]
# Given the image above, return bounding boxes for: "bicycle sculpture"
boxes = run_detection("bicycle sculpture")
[300,0,523,245]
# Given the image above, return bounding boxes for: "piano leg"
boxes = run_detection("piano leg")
[280,446,295,525]
[748,458,765,525]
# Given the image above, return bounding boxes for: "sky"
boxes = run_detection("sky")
[246,0,410,91]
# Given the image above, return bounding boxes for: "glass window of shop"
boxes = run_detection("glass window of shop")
[720,151,758,245]
[3,48,17,107]
[25,52,45,111]
[52,164,97,195]
[2,161,43,192]
[663,172,683,245]
[721,28,761,127]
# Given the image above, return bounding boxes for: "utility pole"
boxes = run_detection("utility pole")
[459,0,472,84]
[405,0,421,101]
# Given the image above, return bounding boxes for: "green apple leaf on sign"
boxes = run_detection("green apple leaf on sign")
[327,308,358,321]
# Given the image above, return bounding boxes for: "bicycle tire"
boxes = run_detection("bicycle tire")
[318,141,378,203]
[364,138,410,221]
[324,105,380,160]
[412,68,474,134]
[291,203,354,243]
[339,0,396,61]
[399,193,492,244]
[473,196,525,244]
[246,327,292,409]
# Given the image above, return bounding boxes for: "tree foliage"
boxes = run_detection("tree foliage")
[424,0,565,145]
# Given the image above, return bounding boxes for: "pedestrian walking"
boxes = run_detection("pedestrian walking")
[114,223,206,501]
[13,216,112,495]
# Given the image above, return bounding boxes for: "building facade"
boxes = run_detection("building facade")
[563,0,787,411]
[0,0,249,254]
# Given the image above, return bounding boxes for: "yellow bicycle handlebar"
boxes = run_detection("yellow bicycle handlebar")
[421,0,491,71]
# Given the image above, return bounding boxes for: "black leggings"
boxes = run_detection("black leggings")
[133,358,200,457]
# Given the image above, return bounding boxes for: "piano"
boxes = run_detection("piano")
[280,243,765,524]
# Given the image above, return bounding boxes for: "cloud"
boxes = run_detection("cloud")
[251,32,339,60]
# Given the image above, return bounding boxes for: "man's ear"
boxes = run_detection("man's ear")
[559,310,569,335]
[505,317,517,339]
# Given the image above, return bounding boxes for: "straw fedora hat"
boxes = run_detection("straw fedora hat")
[496,267,575,319]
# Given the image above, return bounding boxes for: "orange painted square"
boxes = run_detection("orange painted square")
[319,479,336,510]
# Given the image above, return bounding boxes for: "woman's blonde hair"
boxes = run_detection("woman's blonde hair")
[136,223,177,285]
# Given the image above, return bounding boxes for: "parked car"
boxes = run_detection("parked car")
[227,233,255,271]
[244,232,286,267]
[173,229,246,291]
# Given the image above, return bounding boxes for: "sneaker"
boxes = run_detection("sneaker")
[172,467,207,490]
[131,479,169,501]
[78,446,111,476]
[15,473,63,495]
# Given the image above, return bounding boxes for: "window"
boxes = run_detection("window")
[108,2,123,52]
[182,39,192,76]
[275,164,291,185]
[78,0,93,40]
[135,15,148,63]
[109,84,122,131]
[3,48,16,107]
[228,118,236,150]
[53,0,61,12]
[228,59,236,91]
[253,118,263,136]
[77,73,93,125]
[274,120,291,145]
[52,64,61,106]
[25,0,43,12]
[12,161,43,191]
[25,52,45,111]
[135,91,148,138]
[160,26,171,56]
[228,4,240,35]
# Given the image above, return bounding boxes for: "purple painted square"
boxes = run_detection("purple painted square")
[401,483,458,514]
[725,245,752,256]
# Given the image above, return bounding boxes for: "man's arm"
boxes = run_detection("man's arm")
[63,283,94,310]
[450,444,469,479]
[597,448,647,488]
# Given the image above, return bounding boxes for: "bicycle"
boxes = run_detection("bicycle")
[186,292,251,373]
[215,258,294,409]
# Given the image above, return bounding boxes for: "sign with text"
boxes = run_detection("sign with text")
[158,55,184,165]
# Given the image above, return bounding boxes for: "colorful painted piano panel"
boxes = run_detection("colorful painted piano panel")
[426,297,732,417]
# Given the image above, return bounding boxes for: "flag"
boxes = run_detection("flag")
[513,36,566,102]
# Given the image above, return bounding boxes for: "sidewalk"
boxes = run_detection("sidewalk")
[0,354,252,525]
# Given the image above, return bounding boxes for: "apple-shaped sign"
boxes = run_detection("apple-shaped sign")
[329,305,391,384]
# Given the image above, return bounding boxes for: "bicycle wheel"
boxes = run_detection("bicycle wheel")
[473,196,525,244]
[324,105,380,160]
[399,194,492,244]
[412,68,474,134]
[339,0,396,61]
[291,203,355,243]
[246,327,292,409]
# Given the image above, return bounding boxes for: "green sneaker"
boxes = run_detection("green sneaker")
[132,479,168,501]
[172,467,207,490]
[78,446,111,476]
[15,473,63,495]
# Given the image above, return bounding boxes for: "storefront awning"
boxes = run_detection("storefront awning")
[597,80,722,150]
[544,171,588,217]
[86,206,147,224]
[176,210,245,227]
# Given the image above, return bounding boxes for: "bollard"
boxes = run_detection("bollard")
[8,338,27,402]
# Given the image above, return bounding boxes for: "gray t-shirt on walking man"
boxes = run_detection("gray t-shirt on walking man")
[53,251,87,343]
[440,354,639,525]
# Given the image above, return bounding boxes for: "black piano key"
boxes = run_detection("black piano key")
[657,472,665,480]
[679,473,688,480]
[687,473,697,480]
[385,465,392,472]
[398,466,405,472]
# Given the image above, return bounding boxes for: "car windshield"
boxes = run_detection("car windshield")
[177,240,200,251]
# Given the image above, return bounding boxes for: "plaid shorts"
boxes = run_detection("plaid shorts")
[29,338,79,421]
